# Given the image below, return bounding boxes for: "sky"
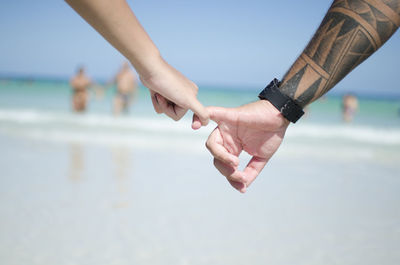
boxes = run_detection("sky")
[0,0,399,95]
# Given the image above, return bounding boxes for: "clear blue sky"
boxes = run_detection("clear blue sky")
[0,0,399,95]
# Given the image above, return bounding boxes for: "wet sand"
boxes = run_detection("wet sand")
[0,128,399,265]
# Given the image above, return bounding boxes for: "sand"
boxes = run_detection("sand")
[0,125,399,265]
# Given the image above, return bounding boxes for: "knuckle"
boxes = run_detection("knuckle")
[169,114,180,121]
[190,81,199,91]
[205,140,212,151]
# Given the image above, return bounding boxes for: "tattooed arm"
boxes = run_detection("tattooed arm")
[280,0,400,107]
[200,0,400,193]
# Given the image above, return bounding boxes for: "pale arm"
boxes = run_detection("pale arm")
[65,0,209,124]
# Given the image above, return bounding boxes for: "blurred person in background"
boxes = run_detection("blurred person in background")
[70,65,92,113]
[113,61,138,116]
[342,93,359,123]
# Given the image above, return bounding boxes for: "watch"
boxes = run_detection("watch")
[258,78,304,123]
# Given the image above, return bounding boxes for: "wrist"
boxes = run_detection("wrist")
[137,55,173,90]
[258,100,290,129]
[130,50,164,80]
[239,100,290,131]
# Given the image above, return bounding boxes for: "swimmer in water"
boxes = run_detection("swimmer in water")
[70,66,92,113]
[342,94,359,123]
[113,62,138,116]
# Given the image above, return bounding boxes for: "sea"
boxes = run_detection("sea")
[0,79,399,265]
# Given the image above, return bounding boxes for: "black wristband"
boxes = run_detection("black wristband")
[258,78,304,123]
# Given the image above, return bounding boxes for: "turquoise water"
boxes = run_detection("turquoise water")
[1,79,400,164]
[1,79,400,127]
[1,79,400,149]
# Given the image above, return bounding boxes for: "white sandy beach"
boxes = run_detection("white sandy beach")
[0,111,399,265]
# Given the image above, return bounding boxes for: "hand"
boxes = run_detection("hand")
[140,58,209,127]
[195,100,290,193]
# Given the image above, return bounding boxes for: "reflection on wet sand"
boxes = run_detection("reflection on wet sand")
[111,146,132,208]
[69,142,85,182]
[111,146,131,183]
[68,143,133,207]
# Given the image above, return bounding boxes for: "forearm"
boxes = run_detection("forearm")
[279,0,400,107]
[65,0,162,78]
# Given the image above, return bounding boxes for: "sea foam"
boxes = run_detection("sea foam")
[0,109,399,146]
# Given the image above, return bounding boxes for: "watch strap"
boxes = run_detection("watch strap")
[258,78,304,123]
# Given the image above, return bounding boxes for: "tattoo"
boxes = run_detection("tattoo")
[279,0,400,107]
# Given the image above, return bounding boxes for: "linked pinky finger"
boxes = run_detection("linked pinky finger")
[189,99,209,126]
